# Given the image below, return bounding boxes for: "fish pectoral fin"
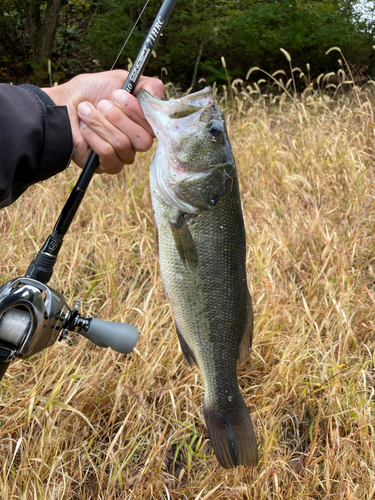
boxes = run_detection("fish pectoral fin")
[238,292,254,365]
[170,214,198,269]
[175,166,230,211]
[175,322,197,368]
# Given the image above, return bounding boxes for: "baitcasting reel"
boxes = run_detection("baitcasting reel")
[0,277,138,364]
[0,0,177,381]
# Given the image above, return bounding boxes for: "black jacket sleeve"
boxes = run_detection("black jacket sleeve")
[0,84,73,208]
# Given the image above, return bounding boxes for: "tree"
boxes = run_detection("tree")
[19,0,66,69]
[224,0,374,82]
[1,0,374,86]
[0,0,66,75]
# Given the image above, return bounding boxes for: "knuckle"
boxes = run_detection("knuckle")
[99,143,114,159]
[118,144,135,165]
[101,159,124,175]
[89,112,102,127]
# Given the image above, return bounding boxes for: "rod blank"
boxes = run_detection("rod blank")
[26,0,178,285]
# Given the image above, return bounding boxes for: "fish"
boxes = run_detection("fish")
[138,87,259,469]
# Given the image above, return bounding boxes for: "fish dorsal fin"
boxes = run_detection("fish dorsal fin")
[169,214,198,269]
[237,291,254,365]
[175,321,197,368]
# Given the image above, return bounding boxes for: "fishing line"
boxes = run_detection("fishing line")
[68,0,151,169]
[111,0,151,71]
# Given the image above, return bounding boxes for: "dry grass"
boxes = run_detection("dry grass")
[1,77,375,499]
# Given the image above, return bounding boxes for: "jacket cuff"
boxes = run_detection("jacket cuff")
[19,84,57,109]
[38,104,73,182]
[19,85,73,182]
[0,84,73,208]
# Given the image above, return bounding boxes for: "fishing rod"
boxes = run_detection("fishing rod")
[0,0,178,382]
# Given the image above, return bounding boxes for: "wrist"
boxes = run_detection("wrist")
[42,84,69,107]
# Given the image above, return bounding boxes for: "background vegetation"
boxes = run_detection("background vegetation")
[1,0,375,496]
[1,0,374,88]
[1,67,375,497]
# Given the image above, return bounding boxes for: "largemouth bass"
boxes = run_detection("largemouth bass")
[138,87,258,468]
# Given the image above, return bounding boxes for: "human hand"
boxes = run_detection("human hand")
[43,70,164,173]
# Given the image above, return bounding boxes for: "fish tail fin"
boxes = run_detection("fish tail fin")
[203,398,258,469]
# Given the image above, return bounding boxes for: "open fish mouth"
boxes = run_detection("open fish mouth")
[138,87,215,138]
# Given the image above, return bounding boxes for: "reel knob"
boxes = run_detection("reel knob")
[65,299,139,354]
[78,318,138,354]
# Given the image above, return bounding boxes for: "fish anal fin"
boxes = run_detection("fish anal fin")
[238,292,254,365]
[170,214,198,269]
[175,322,197,368]
[203,398,258,469]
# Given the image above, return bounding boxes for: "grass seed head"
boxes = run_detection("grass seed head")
[1,65,375,498]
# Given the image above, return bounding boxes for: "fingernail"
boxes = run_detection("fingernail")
[113,89,128,105]
[97,99,113,113]
[78,101,91,116]
[80,120,87,129]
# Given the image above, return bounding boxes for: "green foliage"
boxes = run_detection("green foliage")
[84,0,146,69]
[226,0,373,80]
[152,0,231,87]
[0,0,30,82]
[82,0,374,89]
[0,0,374,87]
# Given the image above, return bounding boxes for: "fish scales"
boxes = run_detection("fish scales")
[139,87,259,468]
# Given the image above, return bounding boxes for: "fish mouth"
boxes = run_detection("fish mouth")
[138,86,214,114]
[166,88,214,118]
[138,87,215,136]
[139,87,220,214]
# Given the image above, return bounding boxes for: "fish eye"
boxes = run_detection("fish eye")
[207,121,223,138]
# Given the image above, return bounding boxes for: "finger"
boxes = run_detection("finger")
[78,101,137,164]
[112,90,156,137]
[95,164,106,175]
[97,98,154,152]
[79,120,128,174]
[135,76,164,99]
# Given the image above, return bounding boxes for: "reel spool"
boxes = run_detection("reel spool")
[0,308,31,346]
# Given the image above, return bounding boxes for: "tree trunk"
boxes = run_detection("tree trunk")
[19,0,64,69]
[190,39,206,90]
[190,6,215,90]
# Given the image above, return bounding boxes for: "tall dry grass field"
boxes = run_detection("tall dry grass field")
[1,75,375,499]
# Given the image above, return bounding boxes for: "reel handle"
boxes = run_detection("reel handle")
[78,318,138,354]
